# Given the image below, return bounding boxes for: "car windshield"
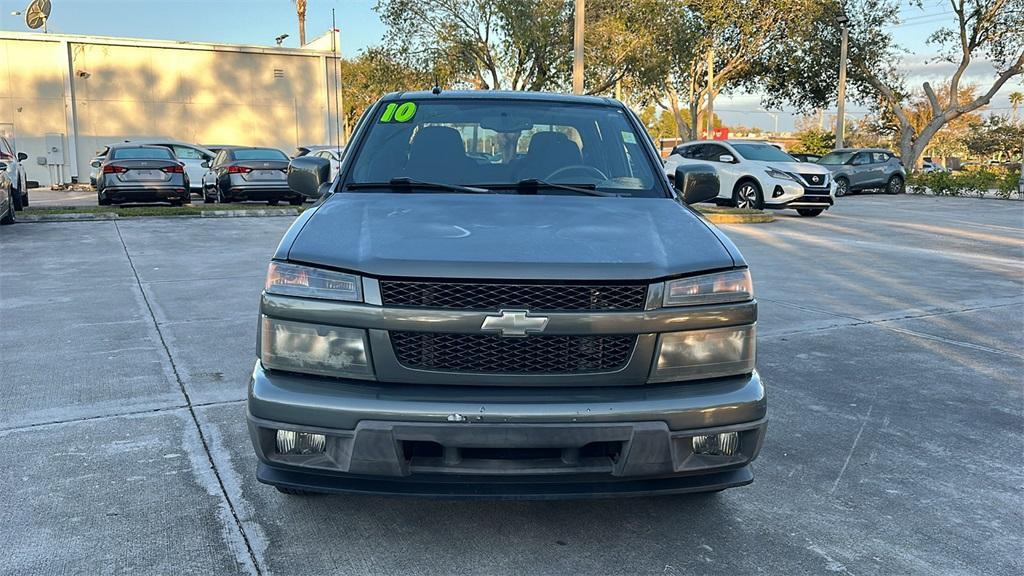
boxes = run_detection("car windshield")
[347,99,662,197]
[111,147,173,160]
[819,150,857,164]
[732,143,796,162]
[234,149,288,161]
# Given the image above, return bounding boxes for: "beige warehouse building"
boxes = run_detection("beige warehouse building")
[0,30,345,186]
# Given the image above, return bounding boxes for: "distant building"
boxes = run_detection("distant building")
[0,30,345,186]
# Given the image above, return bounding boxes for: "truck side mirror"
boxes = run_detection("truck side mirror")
[287,156,332,198]
[673,164,720,205]
[17,152,28,161]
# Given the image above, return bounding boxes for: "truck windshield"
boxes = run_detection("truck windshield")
[347,99,664,197]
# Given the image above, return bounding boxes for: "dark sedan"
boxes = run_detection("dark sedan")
[96,145,190,206]
[203,147,302,205]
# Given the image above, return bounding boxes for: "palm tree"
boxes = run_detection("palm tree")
[1010,92,1023,122]
[293,0,307,46]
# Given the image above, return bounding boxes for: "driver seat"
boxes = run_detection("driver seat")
[517,131,582,181]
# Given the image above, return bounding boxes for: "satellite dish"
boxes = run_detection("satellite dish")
[25,0,51,30]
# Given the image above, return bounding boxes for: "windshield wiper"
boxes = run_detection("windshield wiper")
[347,177,490,194]
[506,179,618,197]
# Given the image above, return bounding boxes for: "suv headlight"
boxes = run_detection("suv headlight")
[663,269,753,307]
[260,317,373,379]
[765,167,795,181]
[650,325,755,382]
[265,261,362,302]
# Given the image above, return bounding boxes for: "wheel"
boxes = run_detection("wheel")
[1,189,15,225]
[886,174,904,195]
[275,486,316,496]
[834,177,850,197]
[169,200,183,207]
[11,185,23,211]
[18,180,28,208]
[732,180,764,210]
[289,198,304,206]
[217,189,229,204]
[797,208,824,217]
[268,200,279,206]
[97,192,111,206]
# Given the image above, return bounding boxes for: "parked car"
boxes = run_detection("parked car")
[1,167,14,225]
[664,140,834,216]
[248,90,766,498]
[92,140,213,194]
[294,144,335,158]
[789,153,821,163]
[203,147,301,205]
[308,147,344,180]
[96,144,190,206]
[0,135,29,209]
[920,160,948,173]
[818,148,906,196]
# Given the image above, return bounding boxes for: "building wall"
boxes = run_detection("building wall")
[0,33,337,186]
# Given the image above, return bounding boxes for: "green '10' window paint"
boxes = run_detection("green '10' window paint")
[380,102,417,123]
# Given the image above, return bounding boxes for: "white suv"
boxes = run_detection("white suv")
[664,140,835,217]
[0,135,28,210]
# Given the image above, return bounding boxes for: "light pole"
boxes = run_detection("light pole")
[572,0,585,94]
[759,107,779,134]
[835,13,849,149]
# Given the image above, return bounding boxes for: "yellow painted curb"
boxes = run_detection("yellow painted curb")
[702,212,775,224]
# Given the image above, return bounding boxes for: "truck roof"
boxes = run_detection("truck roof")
[380,90,619,107]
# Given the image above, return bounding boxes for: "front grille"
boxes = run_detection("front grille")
[379,280,648,311]
[799,173,829,187]
[390,332,636,374]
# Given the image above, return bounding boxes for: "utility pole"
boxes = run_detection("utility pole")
[573,0,585,95]
[706,48,714,138]
[835,14,849,148]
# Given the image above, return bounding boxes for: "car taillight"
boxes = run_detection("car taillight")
[161,165,184,173]
[103,165,127,173]
[227,166,252,174]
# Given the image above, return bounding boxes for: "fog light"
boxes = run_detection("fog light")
[276,430,326,455]
[692,432,739,456]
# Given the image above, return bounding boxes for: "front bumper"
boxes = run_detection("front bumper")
[247,363,767,498]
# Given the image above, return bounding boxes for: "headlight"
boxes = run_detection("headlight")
[260,316,373,379]
[765,167,795,181]
[663,269,753,307]
[265,261,362,302]
[650,325,755,382]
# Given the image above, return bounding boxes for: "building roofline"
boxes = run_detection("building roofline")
[0,30,339,57]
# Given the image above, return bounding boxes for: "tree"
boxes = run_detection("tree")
[962,114,1024,159]
[791,129,836,155]
[757,0,1024,169]
[340,47,434,130]
[1010,91,1023,121]
[375,0,573,91]
[293,0,307,46]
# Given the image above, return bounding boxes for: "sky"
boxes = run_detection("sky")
[1,0,1020,132]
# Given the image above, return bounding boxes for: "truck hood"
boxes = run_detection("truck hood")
[286,193,737,281]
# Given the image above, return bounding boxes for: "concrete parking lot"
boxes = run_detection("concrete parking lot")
[1,195,1021,575]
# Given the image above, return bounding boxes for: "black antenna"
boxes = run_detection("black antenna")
[432,69,441,94]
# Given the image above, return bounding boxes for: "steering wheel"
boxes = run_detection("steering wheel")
[545,165,608,182]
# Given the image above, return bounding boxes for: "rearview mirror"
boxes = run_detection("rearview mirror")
[718,154,735,163]
[288,156,332,198]
[673,164,720,205]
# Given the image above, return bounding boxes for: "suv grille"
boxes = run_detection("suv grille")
[390,332,636,374]
[799,173,829,187]
[379,281,648,311]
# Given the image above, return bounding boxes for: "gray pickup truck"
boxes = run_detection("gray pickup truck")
[247,90,766,498]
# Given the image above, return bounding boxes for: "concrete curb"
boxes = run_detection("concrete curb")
[200,209,300,217]
[702,212,775,224]
[18,212,120,222]
[19,209,300,222]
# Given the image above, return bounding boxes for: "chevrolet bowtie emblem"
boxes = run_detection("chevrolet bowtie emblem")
[480,309,549,337]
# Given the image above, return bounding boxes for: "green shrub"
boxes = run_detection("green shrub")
[907,169,1021,199]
